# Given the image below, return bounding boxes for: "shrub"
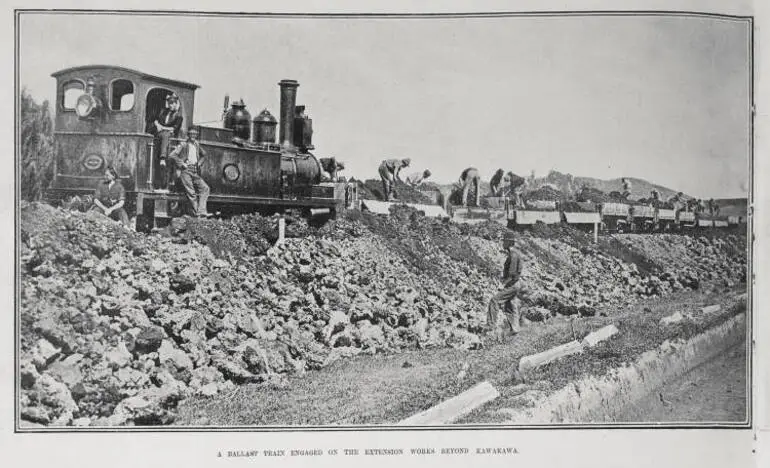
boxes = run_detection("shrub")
[20,89,55,201]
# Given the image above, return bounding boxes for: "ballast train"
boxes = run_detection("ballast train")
[450,198,744,233]
[45,65,349,231]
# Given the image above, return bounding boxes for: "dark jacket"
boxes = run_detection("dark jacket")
[151,109,183,137]
[490,170,505,194]
[94,180,126,206]
[503,248,523,286]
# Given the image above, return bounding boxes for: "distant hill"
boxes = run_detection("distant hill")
[531,170,683,201]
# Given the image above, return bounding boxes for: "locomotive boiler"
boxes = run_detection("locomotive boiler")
[45,65,349,231]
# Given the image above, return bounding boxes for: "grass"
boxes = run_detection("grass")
[459,286,746,423]
[175,286,745,426]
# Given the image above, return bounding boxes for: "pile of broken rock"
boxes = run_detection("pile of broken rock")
[19,202,746,426]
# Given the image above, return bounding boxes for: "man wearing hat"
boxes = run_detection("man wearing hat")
[487,232,524,340]
[378,158,411,201]
[405,169,432,187]
[169,126,210,217]
[149,94,184,192]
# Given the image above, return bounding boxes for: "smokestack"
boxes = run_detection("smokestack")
[278,79,299,150]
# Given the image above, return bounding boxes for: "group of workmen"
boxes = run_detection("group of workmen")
[90,93,211,228]
[620,178,720,215]
[377,158,526,207]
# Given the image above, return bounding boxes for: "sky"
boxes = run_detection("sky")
[18,12,751,198]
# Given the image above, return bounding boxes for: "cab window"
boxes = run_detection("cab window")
[62,80,85,110]
[110,79,135,111]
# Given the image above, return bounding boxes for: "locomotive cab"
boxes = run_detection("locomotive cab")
[46,65,198,212]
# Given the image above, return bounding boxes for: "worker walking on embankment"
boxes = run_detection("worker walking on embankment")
[487,233,523,341]
[378,158,411,201]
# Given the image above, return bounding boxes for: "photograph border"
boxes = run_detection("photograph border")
[13,7,756,434]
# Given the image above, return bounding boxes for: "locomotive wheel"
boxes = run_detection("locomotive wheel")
[135,214,154,233]
[135,199,156,233]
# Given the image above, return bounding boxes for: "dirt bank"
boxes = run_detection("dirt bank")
[19,202,747,426]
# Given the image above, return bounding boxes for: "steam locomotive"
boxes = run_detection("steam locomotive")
[45,65,349,231]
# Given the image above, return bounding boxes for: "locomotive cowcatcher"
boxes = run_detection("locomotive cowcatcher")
[45,65,349,231]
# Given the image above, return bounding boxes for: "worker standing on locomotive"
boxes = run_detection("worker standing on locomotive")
[405,169,432,187]
[149,94,184,192]
[169,126,210,217]
[487,232,524,341]
[378,158,411,201]
[91,166,130,227]
[459,167,481,207]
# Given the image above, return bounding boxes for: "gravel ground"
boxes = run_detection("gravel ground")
[614,343,747,423]
[176,288,745,425]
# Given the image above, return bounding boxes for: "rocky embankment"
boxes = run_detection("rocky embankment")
[19,202,746,426]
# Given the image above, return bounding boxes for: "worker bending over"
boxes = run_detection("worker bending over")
[459,167,481,207]
[405,169,432,187]
[506,172,526,208]
[320,157,345,182]
[489,169,506,197]
[378,158,411,201]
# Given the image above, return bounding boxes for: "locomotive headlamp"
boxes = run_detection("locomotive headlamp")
[75,93,100,118]
[223,164,240,182]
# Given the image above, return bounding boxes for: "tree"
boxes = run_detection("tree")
[20,88,55,201]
